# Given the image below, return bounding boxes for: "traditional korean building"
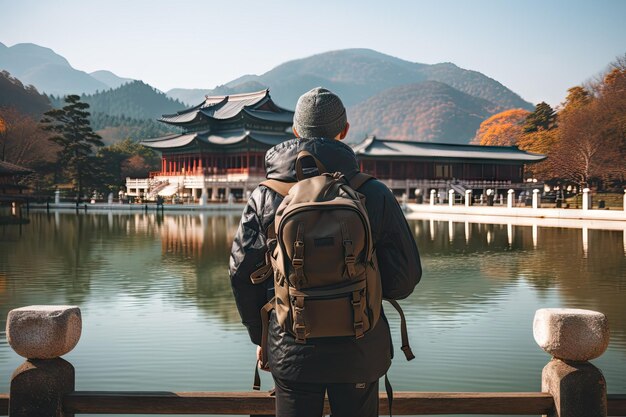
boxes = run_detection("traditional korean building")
[127,89,294,201]
[352,136,546,198]
[127,89,546,202]
[0,160,32,196]
[0,160,32,222]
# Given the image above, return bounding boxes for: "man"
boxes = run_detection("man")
[229,87,421,417]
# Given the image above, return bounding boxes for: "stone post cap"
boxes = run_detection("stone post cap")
[430,190,436,194]
[583,188,590,193]
[533,189,540,194]
[6,305,82,359]
[465,190,472,194]
[508,189,514,194]
[448,190,454,194]
[533,308,609,362]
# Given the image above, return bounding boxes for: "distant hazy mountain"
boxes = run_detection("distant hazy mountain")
[0,70,51,117]
[166,88,211,106]
[1,42,533,145]
[90,70,134,89]
[347,81,500,144]
[0,42,129,95]
[168,49,532,112]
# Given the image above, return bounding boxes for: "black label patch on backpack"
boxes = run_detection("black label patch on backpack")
[314,237,335,247]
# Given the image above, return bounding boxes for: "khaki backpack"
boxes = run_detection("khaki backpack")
[251,151,414,385]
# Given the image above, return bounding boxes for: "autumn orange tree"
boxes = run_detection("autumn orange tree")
[472,109,530,146]
[0,107,57,166]
[473,55,626,190]
[549,57,626,188]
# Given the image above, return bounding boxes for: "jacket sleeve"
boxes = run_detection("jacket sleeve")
[363,180,422,300]
[229,186,275,345]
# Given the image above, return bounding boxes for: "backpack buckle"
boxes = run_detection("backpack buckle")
[345,255,355,265]
[401,345,416,361]
[294,324,307,344]
[292,258,304,268]
[354,321,364,339]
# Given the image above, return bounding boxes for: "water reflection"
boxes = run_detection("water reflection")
[407,218,626,346]
[0,212,624,398]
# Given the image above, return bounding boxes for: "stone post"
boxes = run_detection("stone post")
[507,189,514,208]
[199,188,208,206]
[583,188,591,211]
[430,189,436,206]
[465,190,472,207]
[533,308,609,417]
[54,190,60,204]
[448,189,455,206]
[622,190,625,211]
[7,305,82,417]
[532,189,541,209]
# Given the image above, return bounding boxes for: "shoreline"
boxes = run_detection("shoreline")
[27,202,247,212]
[405,203,626,222]
[21,202,626,228]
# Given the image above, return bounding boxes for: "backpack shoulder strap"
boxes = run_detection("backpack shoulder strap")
[250,180,294,285]
[385,299,415,361]
[295,151,327,180]
[349,172,375,190]
[261,179,295,197]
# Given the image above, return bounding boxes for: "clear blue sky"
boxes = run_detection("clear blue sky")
[1,0,624,107]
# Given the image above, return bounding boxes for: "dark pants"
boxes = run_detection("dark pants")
[273,376,379,417]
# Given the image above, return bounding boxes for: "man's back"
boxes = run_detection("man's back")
[230,137,420,383]
[229,87,421,417]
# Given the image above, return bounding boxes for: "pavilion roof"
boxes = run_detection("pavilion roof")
[0,160,33,176]
[159,89,294,125]
[140,129,292,150]
[351,136,547,162]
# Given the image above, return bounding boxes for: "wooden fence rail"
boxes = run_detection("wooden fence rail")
[1,391,626,415]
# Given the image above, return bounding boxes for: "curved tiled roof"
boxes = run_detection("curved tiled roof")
[140,129,293,150]
[159,89,294,125]
[140,132,201,149]
[352,136,546,162]
[0,160,34,175]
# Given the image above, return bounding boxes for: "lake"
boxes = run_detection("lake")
[1,211,625,416]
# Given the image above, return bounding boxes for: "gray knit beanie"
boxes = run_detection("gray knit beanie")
[293,87,347,139]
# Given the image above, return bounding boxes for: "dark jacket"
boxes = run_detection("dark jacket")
[229,137,421,383]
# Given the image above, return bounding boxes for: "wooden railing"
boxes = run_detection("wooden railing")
[1,391,626,415]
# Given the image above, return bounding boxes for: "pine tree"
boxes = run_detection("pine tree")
[523,102,557,133]
[40,95,104,199]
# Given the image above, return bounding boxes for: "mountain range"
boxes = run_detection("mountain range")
[0,42,534,144]
[0,42,135,95]
[168,49,532,113]
[166,49,533,143]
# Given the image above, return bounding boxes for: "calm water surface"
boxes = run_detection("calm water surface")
[1,211,625,416]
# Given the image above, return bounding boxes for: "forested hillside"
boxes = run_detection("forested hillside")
[50,81,185,120]
[0,70,51,116]
[348,81,500,144]
[90,112,178,145]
